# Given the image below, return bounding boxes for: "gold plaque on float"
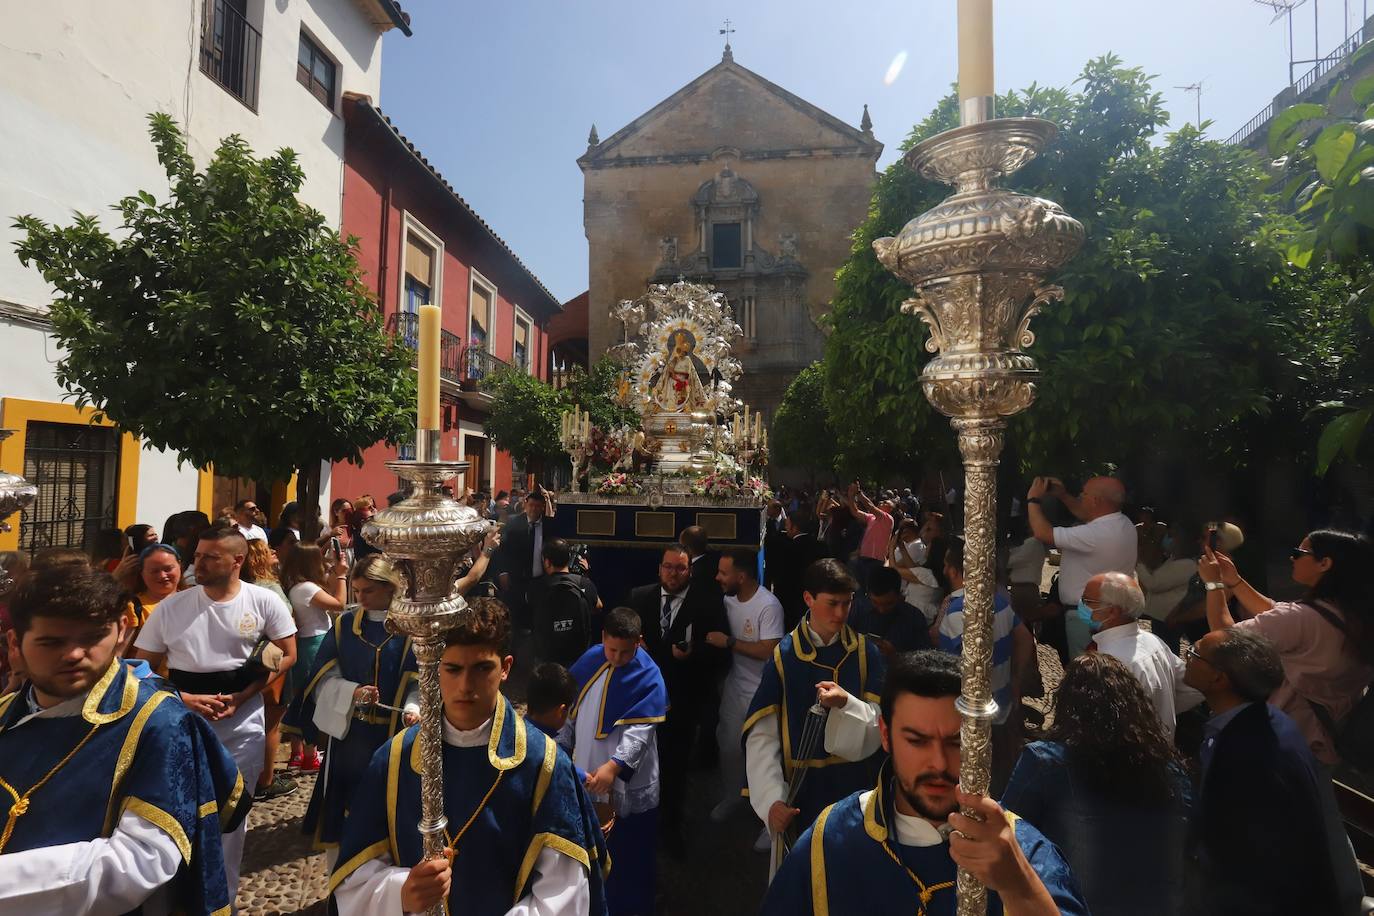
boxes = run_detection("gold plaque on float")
[696,512,737,541]
[635,511,676,539]
[576,510,616,537]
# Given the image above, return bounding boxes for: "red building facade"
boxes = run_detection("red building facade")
[331,95,561,501]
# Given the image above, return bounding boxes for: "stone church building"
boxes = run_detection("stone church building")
[577,47,882,416]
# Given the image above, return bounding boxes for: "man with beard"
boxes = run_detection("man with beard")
[704,548,785,843]
[0,565,249,914]
[763,650,1087,915]
[133,527,297,899]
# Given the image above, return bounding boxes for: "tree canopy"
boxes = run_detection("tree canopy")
[14,113,414,521]
[818,55,1315,480]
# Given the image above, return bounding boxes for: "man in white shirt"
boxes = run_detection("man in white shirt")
[705,547,785,836]
[133,527,297,899]
[1026,475,1137,658]
[232,499,268,542]
[1080,572,1202,739]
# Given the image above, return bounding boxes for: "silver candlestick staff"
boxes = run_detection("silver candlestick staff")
[360,428,492,916]
[0,430,38,597]
[874,115,1083,913]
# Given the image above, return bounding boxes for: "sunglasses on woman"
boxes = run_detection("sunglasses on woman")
[1290,546,1313,560]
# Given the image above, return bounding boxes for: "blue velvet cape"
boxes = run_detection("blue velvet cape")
[330,692,609,916]
[742,620,885,824]
[292,609,418,848]
[763,769,1089,916]
[0,659,249,916]
[568,645,668,740]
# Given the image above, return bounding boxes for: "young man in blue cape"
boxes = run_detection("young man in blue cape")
[744,558,886,860]
[0,564,249,915]
[563,607,668,916]
[331,598,608,915]
[763,650,1088,916]
[289,555,419,864]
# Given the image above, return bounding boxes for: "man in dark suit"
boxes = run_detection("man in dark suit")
[627,543,726,857]
[493,488,554,656]
[1182,627,1360,916]
[679,525,719,595]
[771,505,829,630]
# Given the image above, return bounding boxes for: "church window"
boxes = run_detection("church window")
[711,222,742,270]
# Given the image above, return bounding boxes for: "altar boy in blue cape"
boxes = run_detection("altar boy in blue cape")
[0,564,249,915]
[290,555,419,860]
[562,607,668,916]
[743,559,886,856]
[331,598,608,915]
[763,650,1087,916]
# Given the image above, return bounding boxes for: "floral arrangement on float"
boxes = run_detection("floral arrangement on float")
[594,472,643,496]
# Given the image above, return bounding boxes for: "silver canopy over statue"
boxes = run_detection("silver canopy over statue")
[559,279,769,497]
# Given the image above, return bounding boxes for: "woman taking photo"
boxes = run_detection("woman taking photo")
[293,555,418,863]
[1200,528,1374,766]
[328,497,355,565]
[280,543,347,772]
[1001,653,1193,916]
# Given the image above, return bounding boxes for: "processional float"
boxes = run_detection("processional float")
[872,0,1083,912]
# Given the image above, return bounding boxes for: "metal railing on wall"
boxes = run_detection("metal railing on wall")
[199,0,261,110]
[1229,20,1370,146]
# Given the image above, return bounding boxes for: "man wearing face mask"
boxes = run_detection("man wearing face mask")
[1026,475,1137,660]
[1079,572,1202,740]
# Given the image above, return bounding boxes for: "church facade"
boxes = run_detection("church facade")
[578,48,882,416]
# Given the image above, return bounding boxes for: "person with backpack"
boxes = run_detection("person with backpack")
[528,538,600,667]
[1199,528,1374,769]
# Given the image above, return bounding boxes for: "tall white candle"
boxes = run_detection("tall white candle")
[417,305,442,430]
[958,0,994,102]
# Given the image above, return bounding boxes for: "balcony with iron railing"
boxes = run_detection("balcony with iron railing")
[387,312,510,405]
[199,0,262,111]
[1229,17,1372,147]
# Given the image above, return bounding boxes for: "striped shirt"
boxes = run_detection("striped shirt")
[938,588,1020,724]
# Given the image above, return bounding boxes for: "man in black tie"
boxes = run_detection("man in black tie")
[772,505,829,630]
[494,487,554,660]
[628,544,725,857]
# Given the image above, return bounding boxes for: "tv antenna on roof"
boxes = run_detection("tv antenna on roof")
[1175,82,1203,128]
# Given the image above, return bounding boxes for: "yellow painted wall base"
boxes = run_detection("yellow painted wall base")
[0,398,141,552]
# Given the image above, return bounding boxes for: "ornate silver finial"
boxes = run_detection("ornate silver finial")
[587,124,599,147]
[860,103,873,134]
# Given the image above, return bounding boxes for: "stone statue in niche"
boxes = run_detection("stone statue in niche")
[658,236,678,266]
[779,233,799,261]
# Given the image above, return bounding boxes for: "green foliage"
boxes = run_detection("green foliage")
[824,55,1306,477]
[483,355,639,472]
[771,363,837,477]
[12,113,414,488]
[483,367,566,468]
[1269,50,1374,474]
[562,356,641,432]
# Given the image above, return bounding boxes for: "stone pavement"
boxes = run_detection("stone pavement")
[237,770,328,916]
[235,644,1064,915]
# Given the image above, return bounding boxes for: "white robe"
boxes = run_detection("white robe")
[0,689,184,915]
[333,713,590,916]
[558,665,659,816]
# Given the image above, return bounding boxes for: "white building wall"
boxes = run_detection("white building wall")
[0,0,388,523]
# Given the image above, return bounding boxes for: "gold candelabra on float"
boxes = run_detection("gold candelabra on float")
[873,1,1083,912]
[559,407,594,491]
[362,308,493,916]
